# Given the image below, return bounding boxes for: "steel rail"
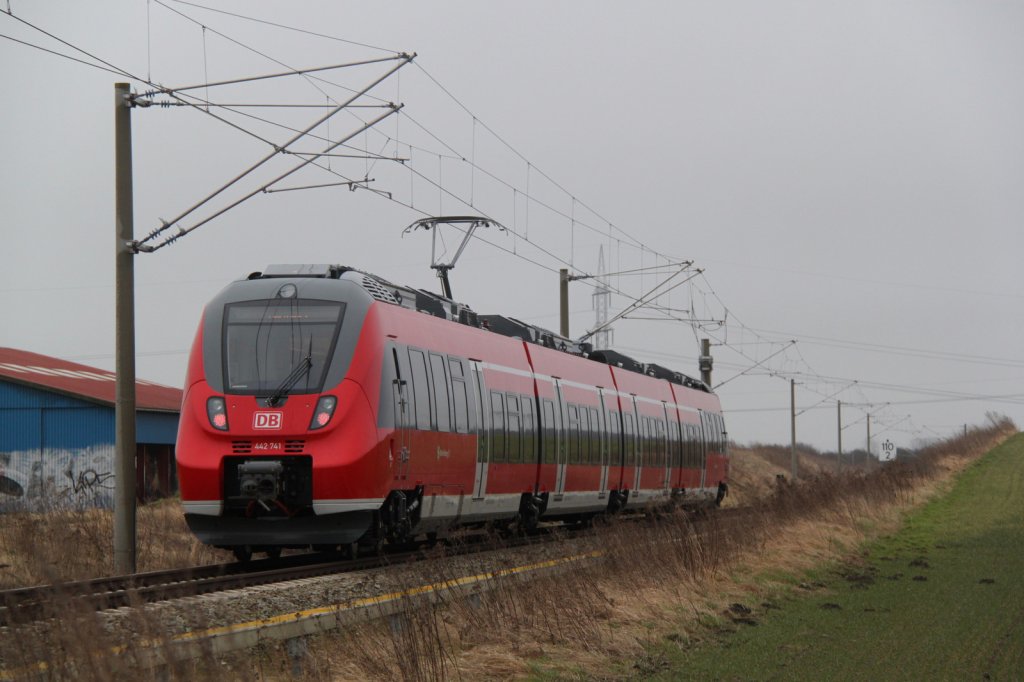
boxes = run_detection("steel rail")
[0,527,558,627]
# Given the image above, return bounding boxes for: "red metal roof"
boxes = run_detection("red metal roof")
[0,347,182,412]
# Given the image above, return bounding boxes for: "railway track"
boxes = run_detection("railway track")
[0,528,567,628]
[0,506,742,629]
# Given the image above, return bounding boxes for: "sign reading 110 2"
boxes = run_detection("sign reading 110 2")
[881,439,895,458]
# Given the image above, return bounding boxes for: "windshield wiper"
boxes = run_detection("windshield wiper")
[266,354,312,407]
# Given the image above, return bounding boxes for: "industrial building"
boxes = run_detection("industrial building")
[0,347,182,508]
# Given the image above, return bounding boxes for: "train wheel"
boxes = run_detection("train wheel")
[232,545,253,563]
[265,547,282,560]
[342,542,359,560]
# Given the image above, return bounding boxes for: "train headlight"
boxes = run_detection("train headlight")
[207,397,229,431]
[309,395,337,430]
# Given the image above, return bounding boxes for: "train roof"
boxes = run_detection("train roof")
[245,264,711,394]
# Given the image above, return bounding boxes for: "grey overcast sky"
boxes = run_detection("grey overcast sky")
[2,1,1023,453]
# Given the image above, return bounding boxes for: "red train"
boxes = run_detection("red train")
[176,264,728,559]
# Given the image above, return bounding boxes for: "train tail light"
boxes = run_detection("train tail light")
[207,397,229,431]
[309,396,338,430]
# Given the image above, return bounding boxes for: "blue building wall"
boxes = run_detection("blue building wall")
[0,380,179,508]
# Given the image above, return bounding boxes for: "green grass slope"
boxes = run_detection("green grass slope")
[653,433,1024,681]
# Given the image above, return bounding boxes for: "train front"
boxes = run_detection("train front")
[176,266,386,559]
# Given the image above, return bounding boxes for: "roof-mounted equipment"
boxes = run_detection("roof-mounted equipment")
[479,315,591,356]
[403,216,506,300]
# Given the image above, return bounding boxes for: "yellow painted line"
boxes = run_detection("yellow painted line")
[168,549,604,643]
[1,549,605,679]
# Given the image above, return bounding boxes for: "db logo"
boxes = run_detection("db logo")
[253,412,283,430]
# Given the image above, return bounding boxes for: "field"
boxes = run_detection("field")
[653,432,1024,680]
[0,418,1016,680]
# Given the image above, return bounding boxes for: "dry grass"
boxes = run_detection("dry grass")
[290,417,1016,681]
[0,417,1014,680]
[0,498,228,588]
[725,443,828,502]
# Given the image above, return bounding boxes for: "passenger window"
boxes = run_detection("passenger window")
[408,348,431,430]
[624,413,636,466]
[522,397,536,462]
[449,358,469,434]
[659,419,667,466]
[692,424,701,466]
[507,394,521,463]
[667,419,678,468]
[581,406,592,464]
[608,410,622,466]
[590,407,601,465]
[542,399,557,464]
[490,391,506,462]
[568,405,580,464]
[429,353,451,432]
[638,416,648,467]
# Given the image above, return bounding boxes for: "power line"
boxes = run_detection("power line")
[133,56,413,251]
[11,4,1001,440]
[166,0,400,55]
[0,31,128,77]
[735,324,1024,370]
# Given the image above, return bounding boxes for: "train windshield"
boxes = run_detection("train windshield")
[222,299,346,395]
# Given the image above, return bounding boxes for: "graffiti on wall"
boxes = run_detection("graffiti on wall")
[0,445,116,510]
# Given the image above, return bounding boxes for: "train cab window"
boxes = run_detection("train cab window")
[449,358,469,434]
[522,398,536,462]
[608,411,622,467]
[429,353,451,432]
[507,394,522,463]
[408,348,432,430]
[222,299,344,396]
[490,391,506,462]
[542,399,557,464]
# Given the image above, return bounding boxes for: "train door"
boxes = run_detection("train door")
[390,348,411,481]
[471,361,490,500]
[553,379,568,496]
